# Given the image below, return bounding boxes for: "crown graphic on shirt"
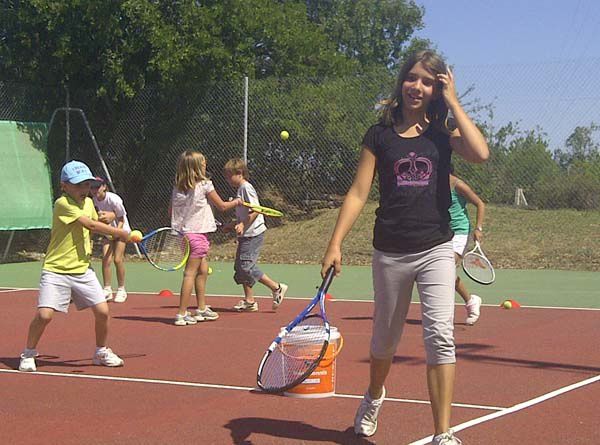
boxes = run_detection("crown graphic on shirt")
[394,152,433,187]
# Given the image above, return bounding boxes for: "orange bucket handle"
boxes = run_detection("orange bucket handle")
[331,333,344,359]
[318,334,344,367]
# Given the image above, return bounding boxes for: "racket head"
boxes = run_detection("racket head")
[462,242,495,284]
[243,202,283,217]
[257,267,336,393]
[257,314,330,393]
[139,227,190,271]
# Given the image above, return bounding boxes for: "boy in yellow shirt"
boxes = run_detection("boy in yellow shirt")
[19,160,135,372]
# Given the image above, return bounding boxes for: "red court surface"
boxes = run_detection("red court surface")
[1,289,599,444]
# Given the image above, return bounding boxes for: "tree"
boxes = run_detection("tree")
[307,0,428,69]
[555,123,600,169]
[0,0,362,98]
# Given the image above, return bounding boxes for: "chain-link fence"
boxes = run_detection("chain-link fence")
[2,60,600,266]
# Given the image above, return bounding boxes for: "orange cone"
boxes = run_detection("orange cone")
[325,293,334,301]
[158,289,173,297]
[508,299,521,308]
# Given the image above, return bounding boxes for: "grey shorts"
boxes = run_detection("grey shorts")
[370,241,456,365]
[233,233,265,286]
[38,269,106,313]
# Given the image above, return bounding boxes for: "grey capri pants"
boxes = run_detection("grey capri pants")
[370,240,456,365]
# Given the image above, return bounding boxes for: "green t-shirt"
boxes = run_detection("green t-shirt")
[449,189,470,235]
[43,195,98,274]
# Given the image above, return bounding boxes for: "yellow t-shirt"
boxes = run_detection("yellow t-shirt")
[43,195,98,274]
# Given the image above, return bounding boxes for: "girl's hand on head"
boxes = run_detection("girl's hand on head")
[437,67,459,108]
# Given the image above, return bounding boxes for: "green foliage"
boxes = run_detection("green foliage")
[554,123,600,169]
[307,0,427,69]
[1,0,380,98]
[247,70,392,204]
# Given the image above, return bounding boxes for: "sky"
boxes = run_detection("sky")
[413,0,600,149]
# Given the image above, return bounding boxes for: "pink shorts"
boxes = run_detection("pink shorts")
[185,233,210,258]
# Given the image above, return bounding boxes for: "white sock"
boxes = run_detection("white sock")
[96,346,108,354]
[117,287,125,291]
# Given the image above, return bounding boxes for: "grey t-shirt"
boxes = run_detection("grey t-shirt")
[235,181,267,237]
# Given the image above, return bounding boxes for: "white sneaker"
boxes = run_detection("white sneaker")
[103,286,113,302]
[272,283,288,310]
[18,349,39,372]
[432,429,463,445]
[465,294,482,325]
[114,288,128,303]
[354,386,386,437]
[194,306,219,321]
[233,300,259,312]
[174,312,198,326]
[93,348,124,367]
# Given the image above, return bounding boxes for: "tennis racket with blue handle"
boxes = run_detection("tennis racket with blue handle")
[257,266,335,393]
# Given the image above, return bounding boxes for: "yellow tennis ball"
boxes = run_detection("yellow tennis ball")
[129,230,143,243]
[502,300,512,309]
[208,266,213,275]
[280,130,289,141]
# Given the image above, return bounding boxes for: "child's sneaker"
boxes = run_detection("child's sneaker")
[93,347,124,367]
[174,312,197,326]
[272,283,288,310]
[103,286,113,302]
[465,294,482,325]
[354,386,386,437]
[18,349,38,372]
[432,429,462,445]
[194,306,219,321]
[233,300,258,312]
[114,288,128,303]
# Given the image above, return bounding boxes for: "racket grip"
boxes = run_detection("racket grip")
[319,266,336,295]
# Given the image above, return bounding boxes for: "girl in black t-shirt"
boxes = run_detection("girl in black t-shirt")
[321,50,489,444]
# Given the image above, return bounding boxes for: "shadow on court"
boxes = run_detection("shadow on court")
[224,418,375,445]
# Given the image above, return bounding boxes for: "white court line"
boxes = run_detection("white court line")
[0,368,502,411]
[2,287,600,310]
[408,373,600,445]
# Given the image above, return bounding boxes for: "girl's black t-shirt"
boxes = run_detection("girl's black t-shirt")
[362,123,453,253]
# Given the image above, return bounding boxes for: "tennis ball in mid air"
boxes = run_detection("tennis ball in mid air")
[129,230,143,243]
[502,300,512,309]
[208,266,213,275]
[280,130,289,141]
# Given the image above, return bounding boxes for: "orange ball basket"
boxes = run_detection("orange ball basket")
[283,326,344,398]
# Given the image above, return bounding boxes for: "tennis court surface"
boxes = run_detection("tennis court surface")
[1,288,599,444]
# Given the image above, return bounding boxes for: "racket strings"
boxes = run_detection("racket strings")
[143,231,188,269]
[259,317,328,391]
[463,253,494,282]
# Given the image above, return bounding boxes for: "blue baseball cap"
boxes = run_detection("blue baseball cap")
[60,160,95,184]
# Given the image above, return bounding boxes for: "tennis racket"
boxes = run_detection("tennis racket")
[257,266,335,393]
[242,201,283,217]
[462,240,495,285]
[138,227,190,272]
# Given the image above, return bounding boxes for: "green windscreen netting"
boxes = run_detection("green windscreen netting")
[0,121,52,230]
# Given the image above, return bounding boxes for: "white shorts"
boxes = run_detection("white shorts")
[452,234,469,256]
[38,269,106,313]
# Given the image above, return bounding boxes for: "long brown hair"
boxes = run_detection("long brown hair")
[379,50,449,131]
[175,150,208,192]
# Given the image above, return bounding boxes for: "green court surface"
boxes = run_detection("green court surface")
[1,261,598,309]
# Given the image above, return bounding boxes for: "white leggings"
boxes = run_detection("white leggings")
[370,241,456,365]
